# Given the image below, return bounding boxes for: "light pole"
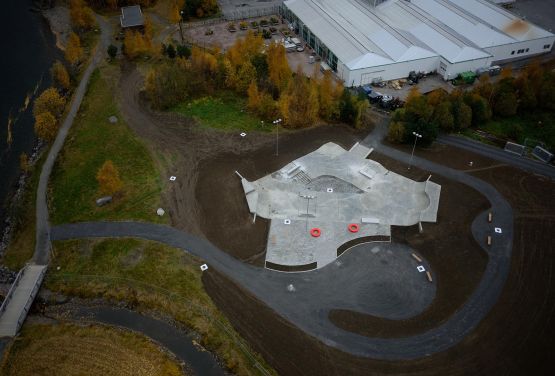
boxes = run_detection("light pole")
[408,131,422,169]
[273,118,282,156]
[179,11,184,44]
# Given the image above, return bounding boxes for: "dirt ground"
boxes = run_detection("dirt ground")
[203,156,555,376]
[118,64,555,375]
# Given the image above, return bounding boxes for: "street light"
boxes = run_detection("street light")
[179,11,184,44]
[273,118,282,156]
[408,131,422,169]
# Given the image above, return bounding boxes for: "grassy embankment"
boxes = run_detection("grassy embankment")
[49,67,165,224]
[47,238,274,375]
[479,111,555,149]
[0,30,102,270]
[173,93,272,132]
[0,323,183,376]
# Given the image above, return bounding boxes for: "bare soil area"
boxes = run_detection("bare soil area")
[118,64,555,375]
[204,152,555,376]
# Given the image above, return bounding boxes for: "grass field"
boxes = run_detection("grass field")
[49,68,165,225]
[478,111,555,149]
[173,93,272,132]
[47,238,273,376]
[0,323,182,376]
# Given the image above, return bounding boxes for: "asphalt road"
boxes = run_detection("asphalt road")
[33,16,112,266]
[437,134,555,180]
[51,121,514,359]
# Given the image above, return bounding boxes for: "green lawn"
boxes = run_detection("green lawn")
[173,93,272,132]
[47,239,274,376]
[49,68,165,224]
[478,111,555,149]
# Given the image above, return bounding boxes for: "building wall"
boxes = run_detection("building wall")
[341,57,440,87]
[441,57,493,80]
[484,36,555,64]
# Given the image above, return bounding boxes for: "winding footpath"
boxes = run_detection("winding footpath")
[34,16,112,265]
[50,123,514,360]
[30,15,514,361]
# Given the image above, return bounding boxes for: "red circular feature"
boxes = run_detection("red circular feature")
[310,228,321,237]
[348,223,360,233]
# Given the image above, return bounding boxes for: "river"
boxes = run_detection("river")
[0,0,60,226]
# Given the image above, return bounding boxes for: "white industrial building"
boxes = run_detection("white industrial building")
[280,0,555,86]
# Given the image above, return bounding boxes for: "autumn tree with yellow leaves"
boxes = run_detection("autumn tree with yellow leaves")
[96,160,124,196]
[267,42,292,93]
[70,0,96,30]
[279,66,319,128]
[33,88,66,118]
[51,61,71,91]
[65,32,84,65]
[34,112,58,142]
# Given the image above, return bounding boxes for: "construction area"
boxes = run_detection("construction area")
[237,142,441,270]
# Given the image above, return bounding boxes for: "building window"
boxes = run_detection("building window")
[511,50,515,55]
[544,44,551,49]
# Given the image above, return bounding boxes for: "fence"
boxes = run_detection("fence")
[183,5,281,28]
[48,273,272,376]
[16,266,47,332]
[0,267,25,315]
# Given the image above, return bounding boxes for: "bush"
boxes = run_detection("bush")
[262,28,271,39]
[107,44,118,59]
[176,45,191,58]
[388,121,406,143]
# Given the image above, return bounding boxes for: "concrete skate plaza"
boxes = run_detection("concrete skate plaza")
[238,142,441,270]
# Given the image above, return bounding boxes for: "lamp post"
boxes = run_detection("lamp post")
[179,11,184,44]
[408,131,422,169]
[273,118,282,156]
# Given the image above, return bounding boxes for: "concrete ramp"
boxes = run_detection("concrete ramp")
[349,142,373,159]
[0,264,47,337]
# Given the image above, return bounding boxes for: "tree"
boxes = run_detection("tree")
[318,71,340,121]
[432,101,454,131]
[34,111,58,141]
[279,67,319,128]
[176,44,191,58]
[453,100,472,130]
[464,94,491,126]
[166,44,176,59]
[236,61,257,94]
[107,44,118,59]
[267,42,291,93]
[491,76,517,116]
[65,32,84,65]
[247,81,261,112]
[387,121,406,143]
[33,88,66,118]
[96,160,123,196]
[51,61,70,90]
[70,0,96,30]
[169,0,185,24]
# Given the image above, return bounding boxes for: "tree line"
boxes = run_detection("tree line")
[145,32,368,128]
[388,63,555,146]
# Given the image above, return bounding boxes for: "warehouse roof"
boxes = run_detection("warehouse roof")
[284,0,554,69]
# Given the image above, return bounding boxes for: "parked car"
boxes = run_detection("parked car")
[361,85,373,95]
[368,91,383,103]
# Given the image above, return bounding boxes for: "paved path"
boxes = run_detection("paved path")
[34,16,112,265]
[35,18,514,359]
[437,134,555,180]
[51,125,514,360]
[0,15,112,343]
